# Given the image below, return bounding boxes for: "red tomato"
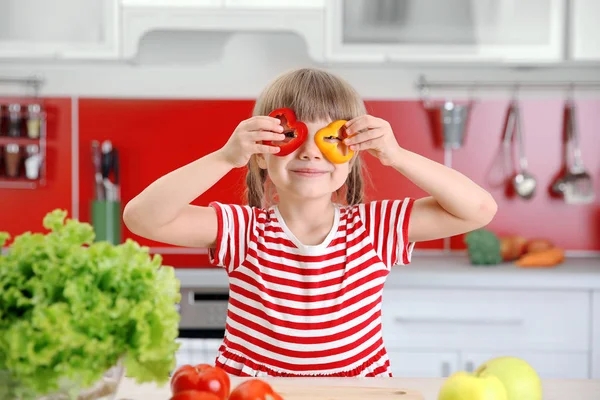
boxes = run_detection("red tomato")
[228,379,284,400]
[171,364,231,400]
[170,390,221,400]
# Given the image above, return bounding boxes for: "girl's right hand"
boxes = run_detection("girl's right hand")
[219,116,286,168]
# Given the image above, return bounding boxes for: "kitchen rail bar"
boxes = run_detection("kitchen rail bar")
[417,75,600,92]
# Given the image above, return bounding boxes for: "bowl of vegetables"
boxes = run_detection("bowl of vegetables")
[0,210,182,400]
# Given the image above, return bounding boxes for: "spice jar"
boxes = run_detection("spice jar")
[7,104,23,137]
[24,144,42,180]
[5,144,21,178]
[27,104,42,139]
[0,104,5,136]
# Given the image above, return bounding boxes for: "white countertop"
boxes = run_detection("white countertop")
[174,253,600,290]
[115,376,600,400]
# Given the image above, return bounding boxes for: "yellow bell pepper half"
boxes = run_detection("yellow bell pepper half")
[314,120,354,164]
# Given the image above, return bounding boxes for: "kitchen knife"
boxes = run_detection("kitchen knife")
[101,140,115,201]
[111,147,120,202]
[92,140,105,201]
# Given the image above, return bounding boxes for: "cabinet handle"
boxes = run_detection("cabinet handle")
[394,317,523,326]
[441,362,451,377]
[465,361,475,372]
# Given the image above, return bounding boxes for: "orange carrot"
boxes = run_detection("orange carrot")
[515,248,565,268]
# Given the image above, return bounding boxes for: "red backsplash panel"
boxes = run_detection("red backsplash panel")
[77,99,445,267]
[4,97,598,268]
[0,98,72,239]
[363,101,445,250]
[450,99,600,251]
[78,99,255,250]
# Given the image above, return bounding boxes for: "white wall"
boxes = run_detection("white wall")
[0,32,599,99]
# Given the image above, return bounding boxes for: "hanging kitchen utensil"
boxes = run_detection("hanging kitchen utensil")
[501,103,517,183]
[550,103,572,198]
[92,140,105,201]
[484,95,518,189]
[440,100,470,149]
[111,147,120,202]
[562,99,595,204]
[101,140,116,202]
[511,102,537,200]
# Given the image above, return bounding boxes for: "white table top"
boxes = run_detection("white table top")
[116,376,600,400]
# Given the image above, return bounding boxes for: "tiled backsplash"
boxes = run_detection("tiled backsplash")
[2,98,598,266]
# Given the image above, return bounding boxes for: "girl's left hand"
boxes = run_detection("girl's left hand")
[343,115,402,166]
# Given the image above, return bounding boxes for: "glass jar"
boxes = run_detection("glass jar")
[36,362,125,400]
[0,360,126,400]
[7,104,23,137]
[5,143,21,178]
[25,144,42,180]
[0,104,5,136]
[27,104,42,139]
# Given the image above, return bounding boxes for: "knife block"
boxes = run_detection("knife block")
[92,200,122,245]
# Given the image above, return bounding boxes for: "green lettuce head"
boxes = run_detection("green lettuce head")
[0,209,181,399]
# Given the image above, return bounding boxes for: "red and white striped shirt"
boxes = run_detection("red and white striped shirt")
[208,198,415,377]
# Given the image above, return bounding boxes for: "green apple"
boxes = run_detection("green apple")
[438,371,508,400]
[474,357,542,400]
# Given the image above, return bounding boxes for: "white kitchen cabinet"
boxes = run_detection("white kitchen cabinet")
[387,349,589,380]
[205,339,223,365]
[387,350,459,378]
[175,338,194,369]
[224,0,324,9]
[174,338,224,370]
[381,287,592,379]
[121,0,324,9]
[569,0,600,61]
[381,288,590,352]
[461,351,590,379]
[592,291,600,379]
[0,0,120,59]
[324,0,567,63]
[121,0,325,61]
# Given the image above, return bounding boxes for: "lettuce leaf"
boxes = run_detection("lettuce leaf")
[0,209,181,398]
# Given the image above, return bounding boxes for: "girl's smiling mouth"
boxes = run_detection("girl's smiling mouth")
[290,168,329,177]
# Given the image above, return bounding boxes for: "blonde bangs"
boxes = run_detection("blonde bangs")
[253,68,366,122]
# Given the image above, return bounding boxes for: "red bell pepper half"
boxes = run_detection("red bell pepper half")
[263,108,308,156]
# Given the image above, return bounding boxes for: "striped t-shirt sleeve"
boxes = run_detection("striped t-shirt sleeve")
[358,198,415,268]
[208,202,254,273]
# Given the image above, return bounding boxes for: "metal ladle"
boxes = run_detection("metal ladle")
[511,103,537,199]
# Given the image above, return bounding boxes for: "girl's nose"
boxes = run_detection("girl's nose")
[297,133,323,160]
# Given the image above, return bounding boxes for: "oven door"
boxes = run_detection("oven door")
[175,287,228,369]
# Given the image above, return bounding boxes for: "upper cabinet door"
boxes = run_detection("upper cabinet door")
[121,0,223,7]
[569,0,600,61]
[224,0,324,9]
[0,0,120,59]
[325,0,567,63]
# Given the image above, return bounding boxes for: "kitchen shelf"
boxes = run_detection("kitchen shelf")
[0,76,47,190]
[0,137,41,146]
[0,177,42,189]
[0,112,47,190]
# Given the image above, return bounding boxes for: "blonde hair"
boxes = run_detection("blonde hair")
[245,68,369,208]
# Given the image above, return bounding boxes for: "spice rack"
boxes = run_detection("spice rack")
[0,76,46,189]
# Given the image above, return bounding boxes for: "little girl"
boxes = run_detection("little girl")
[123,68,497,378]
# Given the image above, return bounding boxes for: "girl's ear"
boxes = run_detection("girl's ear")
[256,154,268,169]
